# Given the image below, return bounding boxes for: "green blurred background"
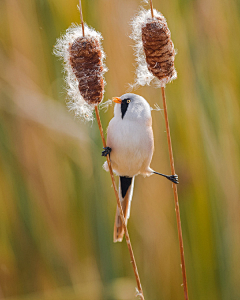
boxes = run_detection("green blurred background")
[0,0,240,299]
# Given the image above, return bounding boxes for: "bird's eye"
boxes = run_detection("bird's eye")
[127,99,131,103]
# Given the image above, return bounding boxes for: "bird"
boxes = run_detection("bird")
[102,93,178,242]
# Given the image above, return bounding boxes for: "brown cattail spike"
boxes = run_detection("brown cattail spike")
[69,36,104,105]
[142,17,176,85]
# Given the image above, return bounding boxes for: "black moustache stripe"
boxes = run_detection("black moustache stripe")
[121,100,130,119]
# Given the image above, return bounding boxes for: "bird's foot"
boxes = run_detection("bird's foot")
[153,171,179,184]
[166,174,179,184]
[102,147,112,157]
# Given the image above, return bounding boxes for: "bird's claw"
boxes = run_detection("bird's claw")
[102,147,112,157]
[167,174,179,184]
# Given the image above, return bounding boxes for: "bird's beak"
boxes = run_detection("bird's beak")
[112,97,122,104]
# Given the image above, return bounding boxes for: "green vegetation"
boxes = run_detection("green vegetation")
[0,0,239,299]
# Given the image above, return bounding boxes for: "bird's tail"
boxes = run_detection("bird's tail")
[113,176,135,243]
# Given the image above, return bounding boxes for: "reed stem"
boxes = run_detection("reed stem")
[161,87,189,300]
[147,2,188,296]
[149,0,154,18]
[78,0,85,36]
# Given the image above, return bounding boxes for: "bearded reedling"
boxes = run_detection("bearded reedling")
[102,93,178,242]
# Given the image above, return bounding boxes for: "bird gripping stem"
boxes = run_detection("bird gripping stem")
[94,106,145,299]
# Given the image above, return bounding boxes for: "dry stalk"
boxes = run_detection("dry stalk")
[78,0,85,36]
[149,0,154,19]
[161,87,189,300]
[147,2,189,299]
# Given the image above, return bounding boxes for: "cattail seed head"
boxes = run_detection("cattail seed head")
[131,9,177,88]
[69,36,104,105]
[54,24,107,121]
[142,17,176,83]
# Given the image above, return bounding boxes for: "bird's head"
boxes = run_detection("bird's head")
[112,93,151,121]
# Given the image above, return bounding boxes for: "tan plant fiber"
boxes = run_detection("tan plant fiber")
[54,24,107,121]
[131,9,177,87]
[69,36,104,105]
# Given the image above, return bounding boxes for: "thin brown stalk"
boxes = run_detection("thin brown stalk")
[149,0,154,18]
[145,9,188,295]
[95,106,144,300]
[79,0,85,36]
[161,87,189,300]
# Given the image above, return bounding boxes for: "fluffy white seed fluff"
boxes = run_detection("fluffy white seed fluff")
[130,8,177,88]
[54,24,107,121]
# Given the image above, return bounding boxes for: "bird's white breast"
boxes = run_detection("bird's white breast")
[106,116,154,177]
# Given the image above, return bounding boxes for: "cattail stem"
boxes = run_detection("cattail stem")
[94,106,144,299]
[79,0,85,36]
[161,87,189,300]
[149,0,154,18]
